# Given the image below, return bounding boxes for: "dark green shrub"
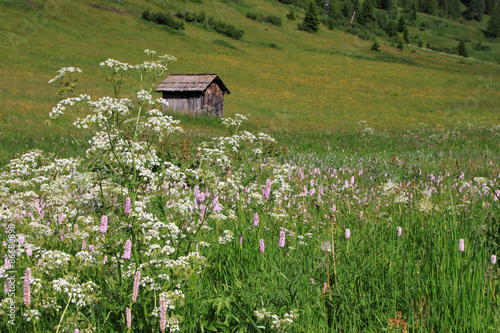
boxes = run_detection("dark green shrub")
[208,17,244,39]
[247,12,258,20]
[286,8,296,20]
[322,17,340,30]
[371,39,380,51]
[457,40,468,57]
[266,15,282,27]
[472,41,490,51]
[197,11,206,23]
[143,11,185,30]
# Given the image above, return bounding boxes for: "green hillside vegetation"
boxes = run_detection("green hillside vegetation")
[0,0,499,166]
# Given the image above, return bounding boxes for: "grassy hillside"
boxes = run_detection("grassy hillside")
[0,0,499,165]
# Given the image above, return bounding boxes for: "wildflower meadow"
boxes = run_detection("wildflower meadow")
[0,50,499,332]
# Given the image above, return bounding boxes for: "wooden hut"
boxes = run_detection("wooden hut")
[155,74,230,117]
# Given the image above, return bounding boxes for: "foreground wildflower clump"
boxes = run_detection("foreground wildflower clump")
[0,50,499,332]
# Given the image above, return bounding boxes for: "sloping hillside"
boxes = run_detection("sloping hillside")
[0,0,499,164]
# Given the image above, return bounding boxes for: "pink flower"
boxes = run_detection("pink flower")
[4,256,11,270]
[100,215,108,234]
[459,239,465,252]
[160,297,167,332]
[322,282,328,294]
[4,279,9,294]
[397,226,402,237]
[23,268,31,308]
[263,179,271,201]
[126,307,131,330]
[27,247,32,257]
[123,240,132,260]
[259,239,265,253]
[132,271,141,303]
[125,197,131,216]
[239,234,243,245]
[491,255,497,265]
[253,213,259,227]
[279,231,286,248]
[345,229,351,239]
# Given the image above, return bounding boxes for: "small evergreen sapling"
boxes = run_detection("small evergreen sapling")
[457,40,469,57]
[298,2,320,32]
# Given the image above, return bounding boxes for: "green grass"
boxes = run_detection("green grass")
[1,110,499,331]
[0,0,499,167]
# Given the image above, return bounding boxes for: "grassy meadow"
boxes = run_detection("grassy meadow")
[1,0,500,165]
[1,0,500,332]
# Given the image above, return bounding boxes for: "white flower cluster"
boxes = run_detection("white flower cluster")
[48,67,82,84]
[50,94,92,119]
[99,58,134,71]
[218,230,234,245]
[39,250,72,272]
[222,114,248,128]
[381,181,400,195]
[254,308,299,332]
[52,277,98,307]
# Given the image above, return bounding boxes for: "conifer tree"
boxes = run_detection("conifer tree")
[403,27,410,43]
[486,2,500,37]
[397,16,406,32]
[386,20,397,37]
[463,0,485,21]
[457,40,469,57]
[358,0,375,25]
[411,0,418,21]
[299,2,320,32]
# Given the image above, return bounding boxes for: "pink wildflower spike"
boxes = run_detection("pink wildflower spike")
[19,234,24,245]
[322,282,328,294]
[125,197,131,216]
[126,307,131,330]
[491,255,497,265]
[132,271,141,303]
[123,240,132,260]
[397,226,402,237]
[4,279,9,294]
[253,213,259,227]
[88,245,95,252]
[345,229,351,239]
[4,256,11,270]
[27,247,32,257]
[160,297,167,332]
[100,215,108,234]
[239,234,243,245]
[279,231,286,248]
[58,212,64,224]
[23,268,31,308]
[259,239,265,253]
[263,179,271,201]
[459,239,465,252]
[74,330,79,333]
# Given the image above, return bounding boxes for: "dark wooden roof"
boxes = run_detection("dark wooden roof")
[156,74,230,94]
